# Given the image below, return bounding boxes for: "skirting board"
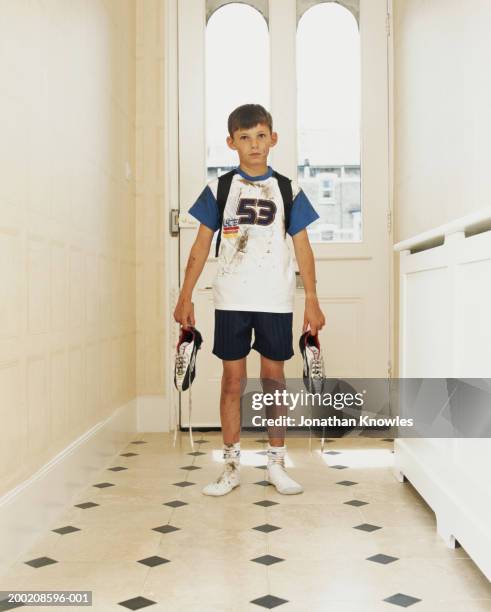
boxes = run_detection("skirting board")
[0,400,137,577]
[393,439,491,581]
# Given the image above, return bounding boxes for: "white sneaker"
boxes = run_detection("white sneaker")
[267,462,304,495]
[202,462,240,496]
[299,330,325,394]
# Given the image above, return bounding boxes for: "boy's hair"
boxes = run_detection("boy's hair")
[228,104,273,138]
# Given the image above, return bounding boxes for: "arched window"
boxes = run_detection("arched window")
[206,2,270,179]
[297,2,361,243]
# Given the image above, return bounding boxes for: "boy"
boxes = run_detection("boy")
[173,104,325,496]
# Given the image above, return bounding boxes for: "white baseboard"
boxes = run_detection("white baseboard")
[0,400,137,576]
[393,439,491,581]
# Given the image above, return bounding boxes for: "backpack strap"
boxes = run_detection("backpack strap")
[272,170,293,236]
[214,169,237,258]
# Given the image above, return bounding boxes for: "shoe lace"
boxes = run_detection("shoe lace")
[175,353,187,376]
[176,341,191,376]
[311,353,324,379]
[268,451,285,467]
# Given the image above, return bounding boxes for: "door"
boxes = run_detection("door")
[177,0,391,427]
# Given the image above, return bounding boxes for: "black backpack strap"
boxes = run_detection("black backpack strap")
[215,169,237,257]
[272,170,293,236]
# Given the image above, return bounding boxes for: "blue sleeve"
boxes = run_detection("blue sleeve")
[188,185,220,231]
[287,189,320,236]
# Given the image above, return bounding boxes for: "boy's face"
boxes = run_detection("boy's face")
[226,122,278,169]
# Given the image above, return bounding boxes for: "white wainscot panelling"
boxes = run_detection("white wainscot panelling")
[394,212,491,581]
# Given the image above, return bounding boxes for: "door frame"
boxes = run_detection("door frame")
[162,0,397,429]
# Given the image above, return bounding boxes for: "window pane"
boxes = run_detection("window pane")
[206,3,270,180]
[297,3,361,243]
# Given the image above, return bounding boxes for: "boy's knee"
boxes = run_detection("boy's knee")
[221,374,245,395]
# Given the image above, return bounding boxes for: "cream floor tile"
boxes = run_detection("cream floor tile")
[358,501,436,530]
[141,558,269,608]
[267,558,405,603]
[155,526,266,563]
[0,560,148,594]
[430,601,491,612]
[266,502,365,529]
[383,558,491,600]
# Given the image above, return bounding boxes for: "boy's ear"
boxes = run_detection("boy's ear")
[270,131,278,147]
[226,135,237,150]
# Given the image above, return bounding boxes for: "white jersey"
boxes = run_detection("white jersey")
[188,166,319,313]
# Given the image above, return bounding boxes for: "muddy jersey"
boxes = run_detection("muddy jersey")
[188,165,319,313]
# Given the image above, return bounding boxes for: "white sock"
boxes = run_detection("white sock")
[223,441,241,464]
[266,443,303,495]
[267,443,286,466]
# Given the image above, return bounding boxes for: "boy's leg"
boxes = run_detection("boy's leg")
[260,355,303,494]
[202,358,246,496]
[260,356,286,447]
[220,357,247,445]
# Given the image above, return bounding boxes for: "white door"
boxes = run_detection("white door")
[177,0,391,427]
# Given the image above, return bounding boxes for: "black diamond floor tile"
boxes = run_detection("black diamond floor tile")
[137,555,170,567]
[383,593,422,607]
[118,595,157,609]
[344,499,368,507]
[130,441,148,445]
[382,438,394,442]
[24,557,58,568]
[180,465,201,471]
[255,438,269,443]
[93,482,115,488]
[253,523,281,533]
[164,500,188,508]
[251,555,284,566]
[255,465,268,470]
[108,466,128,471]
[254,500,279,507]
[367,553,399,564]
[120,452,138,457]
[188,451,206,456]
[256,450,268,455]
[52,525,81,535]
[196,439,210,443]
[254,480,271,487]
[323,451,341,455]
[330,464,348,469]
[336,480,358,486]
[152,524,180,534]
[74,502,99,509]
[354,523,382,532]
[250,594,288,609]
[172,481,195,487]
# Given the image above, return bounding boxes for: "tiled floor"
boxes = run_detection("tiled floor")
[1,433,490,611]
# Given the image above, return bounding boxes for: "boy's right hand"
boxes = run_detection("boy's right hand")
[173,296,195,329]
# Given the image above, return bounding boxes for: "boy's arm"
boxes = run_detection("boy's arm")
[173,224,214,329]
[292,229,326,335]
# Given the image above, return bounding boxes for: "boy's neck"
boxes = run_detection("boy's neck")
[238,163,269,177]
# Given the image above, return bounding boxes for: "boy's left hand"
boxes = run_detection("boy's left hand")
[303,297,326,336]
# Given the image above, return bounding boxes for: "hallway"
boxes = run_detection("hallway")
[1,434,490,611]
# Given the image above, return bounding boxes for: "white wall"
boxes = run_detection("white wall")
[392,0,491,374]
[0,0,136,498]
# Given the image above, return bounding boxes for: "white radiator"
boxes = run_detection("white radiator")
[393,208,491,581]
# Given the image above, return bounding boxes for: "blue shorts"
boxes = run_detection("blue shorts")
[212,310,294,361]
